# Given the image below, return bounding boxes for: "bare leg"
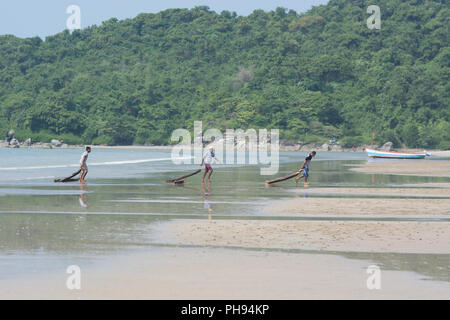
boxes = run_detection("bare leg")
[295,174,305,187]
[295,169,304,182]
[207,171,213,182]
[80,168,88,183]
[201,170,207,183]
[303,177,309,187]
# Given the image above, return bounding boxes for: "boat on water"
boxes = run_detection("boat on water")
[365,147,428,159]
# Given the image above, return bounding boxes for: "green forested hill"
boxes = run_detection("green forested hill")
[0,0,448,148]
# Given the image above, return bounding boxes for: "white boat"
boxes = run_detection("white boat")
[365,148,427,159]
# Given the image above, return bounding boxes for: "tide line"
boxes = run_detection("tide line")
[0,156,192,171]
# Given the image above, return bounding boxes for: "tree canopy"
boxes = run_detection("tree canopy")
[0,0,448,148]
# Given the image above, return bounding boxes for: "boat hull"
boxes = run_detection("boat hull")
[365,148,426,159]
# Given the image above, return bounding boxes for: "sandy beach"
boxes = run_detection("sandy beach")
[349,160,450,177]
[264,197,450,217]
[290,187,450,197]
[1,0,449,302]
[155,220,450,254]
[1,247,449,300]
[1,150,449,300]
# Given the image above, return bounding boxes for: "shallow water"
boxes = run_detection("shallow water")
[0,148,449,285]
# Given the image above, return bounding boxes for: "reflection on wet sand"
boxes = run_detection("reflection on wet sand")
[79,184,88,208]
[202,182,213,220]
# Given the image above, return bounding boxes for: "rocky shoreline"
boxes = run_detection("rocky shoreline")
[0,139,73,149]
[0,140,362,151]
[280,142,361,152]
[1,138,444,154]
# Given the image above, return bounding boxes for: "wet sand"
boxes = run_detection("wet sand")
[1,247,449,300]
[403,183,450,188]
[156,220,450,254]
[265,197,450,217]
[2,155,450,300]
[430,151,450,157]
[349,160,450,177]
[291,187,450,197]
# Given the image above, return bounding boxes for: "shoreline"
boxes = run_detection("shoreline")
[349,160,450,177]
[2,141,449,155]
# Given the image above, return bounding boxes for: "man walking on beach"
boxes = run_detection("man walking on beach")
[200,146,221,183]
[79,146,91,183]
[296,151,316,184]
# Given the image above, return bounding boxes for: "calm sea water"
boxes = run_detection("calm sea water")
[0,147,448,282]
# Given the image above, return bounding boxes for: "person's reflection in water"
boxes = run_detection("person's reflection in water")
[79,184,88,208]
[293,191,309,199]
[201,182,213,220]
[296,180,310,189]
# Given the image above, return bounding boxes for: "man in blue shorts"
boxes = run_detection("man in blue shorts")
[296,151,316,184]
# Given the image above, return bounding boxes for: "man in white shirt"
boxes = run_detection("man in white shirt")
[200,146,220,183]
[79,146,91,183]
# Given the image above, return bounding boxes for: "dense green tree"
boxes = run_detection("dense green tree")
[0,0,448,148]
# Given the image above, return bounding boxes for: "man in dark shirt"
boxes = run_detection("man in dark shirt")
[296,151,316,184]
